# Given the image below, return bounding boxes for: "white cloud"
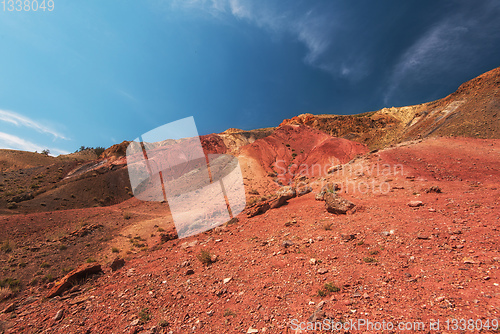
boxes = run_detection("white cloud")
[0,109,67,140]
[384,1,500,104]
[0,132,69,156]
[167,0,349,77]
[0,131,45,152]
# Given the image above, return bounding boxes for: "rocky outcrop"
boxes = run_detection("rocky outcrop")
[324,192,355,214]
[46,263,102,298]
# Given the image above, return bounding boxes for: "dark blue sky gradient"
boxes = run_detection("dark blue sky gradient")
[0,0,499,154]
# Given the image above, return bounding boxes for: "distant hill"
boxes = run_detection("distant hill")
[280,66,500,149]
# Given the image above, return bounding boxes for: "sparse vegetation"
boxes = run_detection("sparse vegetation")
[0,278,20,293]
[324,282,340,293]
[158,319,168,327]
[317,289,327,297]
[123,212,132,220]
[0,287,13,301]
[138,308,151,322]
[59,244,67,251]
[197,249,216,265]
[323,222,333,231]
[1,240,13,253]
[86,258,97,263]
[363,257,377,263]
[42,274,55,283]
[369,250,379,255]
[223,309,236,317]
[75,146,106,157]
[112,247,119,253]
[40,262,50,268]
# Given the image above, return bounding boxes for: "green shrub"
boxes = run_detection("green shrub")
[139,308,151,322]
[317,289,327,297]
[324,283,340,293]
[1,240,12,253]
[363,257,377,263]
[223,309,236,317]
[197,249,215,265]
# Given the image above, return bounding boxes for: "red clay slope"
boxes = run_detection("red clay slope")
[3,137,498,334]
[239,124,368,186]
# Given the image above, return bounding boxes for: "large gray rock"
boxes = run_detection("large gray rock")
[315,183,341,201]
[324,192,355,214]
[270,186,296,209]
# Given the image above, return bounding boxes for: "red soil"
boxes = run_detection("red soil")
[2,137,499,333]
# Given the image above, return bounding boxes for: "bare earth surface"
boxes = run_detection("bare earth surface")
[0,137,498,333]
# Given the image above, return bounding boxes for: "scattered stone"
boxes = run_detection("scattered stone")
[247,202,270,218]
[270,186,296,209]
[2,302,15,313]
[53,309,64,321]
[160,230,178,242]
[46,263,102,298]
[130,319,141,327]
[317,268,328,275]
[426,186,442,193]
[327,165,342,173]
[247,327,259,333]
[10,192,34,203]
[110,257,125,271]
[185,269,195,276]
[408,201,424,207]
[417,234,430,240]
[308,301,326,322]
[309,258,317,265]
[296,184,313,196]
[325,192,355,214]
[223,277,232,284]
[282,240,294,248]
[210,254,218,263]
[315,183,341,201]
[340,234,356,242]
[180,240,199,249]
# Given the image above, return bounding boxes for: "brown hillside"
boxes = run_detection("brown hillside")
[281,66,500,149]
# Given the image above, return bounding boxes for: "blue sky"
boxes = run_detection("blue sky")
[0,0,499,155]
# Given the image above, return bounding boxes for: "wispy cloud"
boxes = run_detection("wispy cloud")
[0,132,70,156]
[166,0,354,78]
[0,109,68,140]
[0,131,44,152]
[384,1,500,104]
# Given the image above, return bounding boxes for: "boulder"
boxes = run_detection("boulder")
[324,192,355,214]
[408,201,424,207]
[315,183,341,201]
[247,202,271,217]
[46,263,102,298]
[270,186,296,208]
[110,257,125,271]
